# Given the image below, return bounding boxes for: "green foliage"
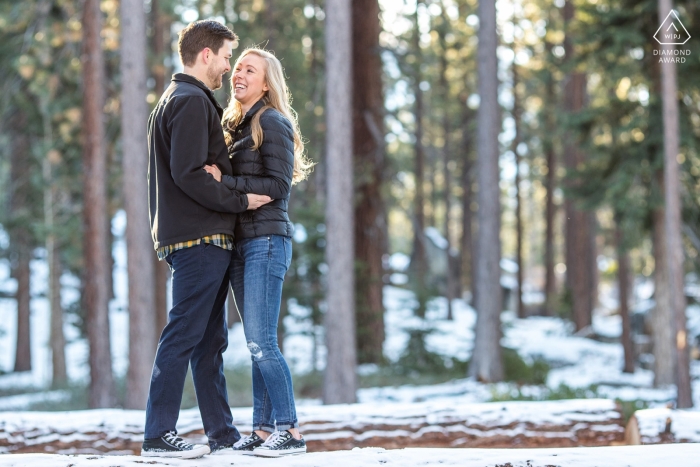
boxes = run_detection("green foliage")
[501,347,550,386]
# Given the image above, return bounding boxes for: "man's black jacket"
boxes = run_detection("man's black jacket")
[148,73,249,249]
[222,99,294,239]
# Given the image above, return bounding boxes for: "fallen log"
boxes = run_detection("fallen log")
[0,399,625,454]
[625,408,700,444]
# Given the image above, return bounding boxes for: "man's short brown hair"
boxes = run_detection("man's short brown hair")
[178,20,238,67]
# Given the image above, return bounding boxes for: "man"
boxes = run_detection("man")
[142,20,271,459]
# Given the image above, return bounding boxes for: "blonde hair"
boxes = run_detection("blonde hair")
[222,47,313,184]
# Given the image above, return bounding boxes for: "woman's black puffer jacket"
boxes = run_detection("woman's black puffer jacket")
[222,99,294,239]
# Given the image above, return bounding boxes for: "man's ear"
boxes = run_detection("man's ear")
[200,47,211,65]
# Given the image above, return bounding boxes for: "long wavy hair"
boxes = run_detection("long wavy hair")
[222,47,312,184]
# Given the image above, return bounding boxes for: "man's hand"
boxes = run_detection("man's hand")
[247,194,272,210]
[203,164,222,182]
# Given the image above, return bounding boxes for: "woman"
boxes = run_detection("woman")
[204,47,312,457]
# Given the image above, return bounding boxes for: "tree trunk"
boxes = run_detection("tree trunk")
[82,0,115,408]
[512,60,524,319]
[562,0,593,331]
[460,108,475,300]
[150,0,171,340]
[49,244,67,385]
[411,3,427,311]
[543,41,556,316]
[121,0,157,410]
[615,218,634,374]
[323,0,357,404]
[469,0,503,383]
[39,86,68,386]
[352,0,386,363]
[658,0,692,408]
[13,239,31,373]
[151,0,167,96]
[652,200,675,386]
[439,10,456,320]
[8,109,32,374]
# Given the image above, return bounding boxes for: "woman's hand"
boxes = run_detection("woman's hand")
[247,194,273,210]
[203,164,222,182]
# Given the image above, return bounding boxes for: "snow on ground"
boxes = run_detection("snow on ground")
[635,408,700,443]
[3,444,700,467]
[0,222,699,412]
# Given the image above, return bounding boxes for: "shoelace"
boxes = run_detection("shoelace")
[261,431,288,448]
[233,433,256,448]
[164,431,193,449]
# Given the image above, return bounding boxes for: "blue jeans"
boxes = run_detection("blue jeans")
[229,235,298,432]
[145,243,240,450]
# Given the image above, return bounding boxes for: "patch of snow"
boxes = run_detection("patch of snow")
[2,444,700,466]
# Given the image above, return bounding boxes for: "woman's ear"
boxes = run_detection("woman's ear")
[263,81,269,92]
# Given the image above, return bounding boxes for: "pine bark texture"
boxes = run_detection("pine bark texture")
[150,0,171,339]
[652,203,675,385]
[49,246,66,385]
[82,0,115,408]
[352,0,386,363]
[460,108,474,299]
[323,0,357,404]
[562,0,594,332]
[543,32,557,317]
[121,0,157,410]
[469,0,503,383]
[512,62,524,318]
[658,0,692,408]
[13,240,31,373]
[615,222,634,374]
[9,111,32,373]
[439,13,456,320]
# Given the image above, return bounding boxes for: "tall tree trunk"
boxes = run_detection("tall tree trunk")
[439,9,456,320]
[460,107,474,300]
[82,0,115,408]
[352,0,386,363]
[38,68,67,385]
[9,111,32,373]
[13,239,31,373]
[615,217,634,374]
[512,60,524,319]
[652,179,675,386]
[43,123,67,386]
[562,0,593,331]
[49,245,67,385]
[543,37,556,316]
[122,0,157,410]
[658,0,692,408]
[151,0,171,339]
[653,199,676,384]
[469,0,503,383]
[411,3,427,313]
[323,0,357,404]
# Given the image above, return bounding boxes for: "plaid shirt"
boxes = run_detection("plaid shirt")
[156,233,234,261]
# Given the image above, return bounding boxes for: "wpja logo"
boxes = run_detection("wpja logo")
[653,10,691,63]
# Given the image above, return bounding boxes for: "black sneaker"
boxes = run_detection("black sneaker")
[252,430,306,457]
[231,432,265,454]
[141,431,210,459]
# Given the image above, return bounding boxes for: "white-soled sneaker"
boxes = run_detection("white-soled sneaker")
[231,432,265,454]
[141,431,210,459]
[253,430,307,457]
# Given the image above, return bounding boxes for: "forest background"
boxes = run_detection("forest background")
[0,0,698,412]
